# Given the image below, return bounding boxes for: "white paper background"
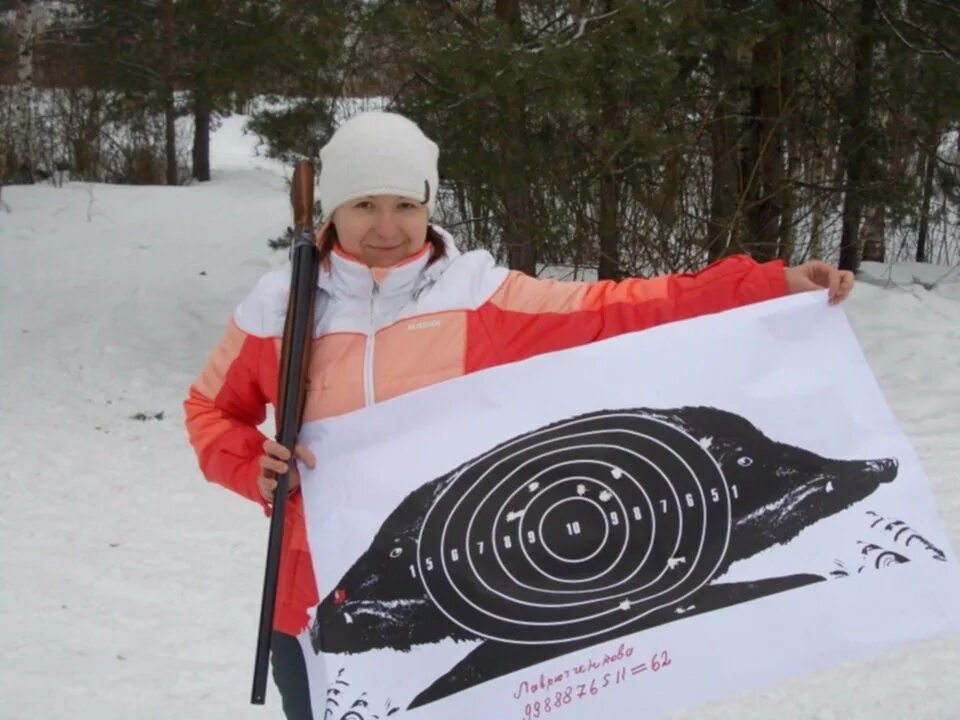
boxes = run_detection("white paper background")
[299,291,960,720]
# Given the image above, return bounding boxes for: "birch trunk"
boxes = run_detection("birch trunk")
[10,0,46,183]
[860,202,885,262]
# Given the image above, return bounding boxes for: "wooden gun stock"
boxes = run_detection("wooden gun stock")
[291,160,315,233]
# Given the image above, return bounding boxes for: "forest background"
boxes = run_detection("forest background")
[2,0,959,278]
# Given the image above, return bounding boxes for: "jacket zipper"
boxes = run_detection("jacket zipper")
[363,279,380,406]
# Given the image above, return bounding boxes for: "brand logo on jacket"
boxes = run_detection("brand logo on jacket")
[408,319,442,331]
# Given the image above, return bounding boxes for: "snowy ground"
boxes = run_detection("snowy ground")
[1,116,958,719]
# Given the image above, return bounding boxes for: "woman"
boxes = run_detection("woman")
[184,111,854,719]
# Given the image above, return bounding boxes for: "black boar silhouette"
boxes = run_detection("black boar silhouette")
[310,407,900,709]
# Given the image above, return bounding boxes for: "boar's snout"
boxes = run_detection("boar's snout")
[864,457,898,483]
[828,456,898,485]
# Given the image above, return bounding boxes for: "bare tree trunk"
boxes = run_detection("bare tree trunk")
[162,0,177,186]
[9,0,45,184]
[809,202,824,260]
[744,33,784,262]
[496,0,536,275]
[596,0,621,281]
[707,49,742,261]
[501,107,535,275]
[938,195,950,264]
[72,88,103,180]
[192,95,212,182]
[838,0,876,272]
[778,10,800,263]
[597,168,620,280]
[802,132,826,261]
[916,123,940,263]
[779,123,801,263]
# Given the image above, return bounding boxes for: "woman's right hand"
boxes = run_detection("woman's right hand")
[257,438,317,504]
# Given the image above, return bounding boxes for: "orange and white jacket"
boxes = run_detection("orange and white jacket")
[184,227,788,636]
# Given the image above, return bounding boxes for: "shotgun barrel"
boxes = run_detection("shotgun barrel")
[251,160,319,705]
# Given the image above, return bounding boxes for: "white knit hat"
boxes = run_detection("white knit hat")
[318,111,439,220]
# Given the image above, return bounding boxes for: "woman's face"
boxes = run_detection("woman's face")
[332,195,429,268]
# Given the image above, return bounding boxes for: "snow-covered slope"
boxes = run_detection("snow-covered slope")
[1,116,957,719]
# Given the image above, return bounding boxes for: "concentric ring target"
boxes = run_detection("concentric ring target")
[416,412,731,644]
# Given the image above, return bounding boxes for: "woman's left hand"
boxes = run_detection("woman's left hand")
[784,260,855,305]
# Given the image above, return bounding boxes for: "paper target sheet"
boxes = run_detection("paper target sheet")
[298,291,960,720]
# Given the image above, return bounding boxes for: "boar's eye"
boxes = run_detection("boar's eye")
[389,547,403,558]
[737,456,754,467]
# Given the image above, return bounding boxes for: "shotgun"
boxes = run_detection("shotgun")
[251,160,320,704]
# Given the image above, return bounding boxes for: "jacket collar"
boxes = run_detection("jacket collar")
[317,225,460,301]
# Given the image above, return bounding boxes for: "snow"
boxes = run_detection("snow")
[1,117,958,719]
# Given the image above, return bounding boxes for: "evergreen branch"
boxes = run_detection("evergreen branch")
[438,215,493,230]
[435,0,481,36]
[914,135,960,170]
[793,179,851,193]
[547,8,621,51]
[913,0,960,18]
[802,0,858,37]
[530,10,571,39]
[116,58,163,82]
[876,0,958,63]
